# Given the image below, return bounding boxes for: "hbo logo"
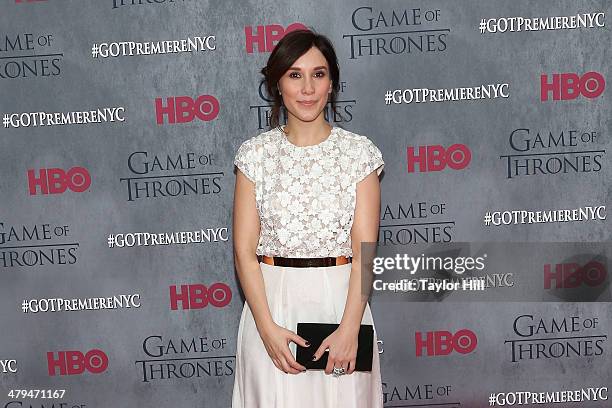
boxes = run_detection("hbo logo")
[415,329,478,356]
[155,95,219,125]
[170,283,232,310]
[407,144,471,172]
[47,349,108,376]
[28,167,91,195]
[541,71,605,102]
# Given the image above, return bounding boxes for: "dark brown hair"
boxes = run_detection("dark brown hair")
[261,29,342,129]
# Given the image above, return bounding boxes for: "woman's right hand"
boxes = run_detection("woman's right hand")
[258,321,310,374]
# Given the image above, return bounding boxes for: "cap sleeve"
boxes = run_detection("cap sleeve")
[234,139,257,182]
[355,137,384,183]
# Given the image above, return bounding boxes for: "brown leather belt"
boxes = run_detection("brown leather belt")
[257,255,352,268]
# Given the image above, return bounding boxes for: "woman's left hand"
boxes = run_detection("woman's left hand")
[312,325,359,375]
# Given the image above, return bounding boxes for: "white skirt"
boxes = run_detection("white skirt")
[232,261,384,408]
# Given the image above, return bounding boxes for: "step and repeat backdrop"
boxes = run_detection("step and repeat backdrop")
[1,0,610,407]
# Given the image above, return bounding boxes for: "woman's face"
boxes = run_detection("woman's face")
[277,46,332,124]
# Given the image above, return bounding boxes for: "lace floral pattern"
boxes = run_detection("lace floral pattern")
[234,126,384,258]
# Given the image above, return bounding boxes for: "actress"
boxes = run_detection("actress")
[232,29,384,407]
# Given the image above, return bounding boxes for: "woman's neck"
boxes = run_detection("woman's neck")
[283,117,332,146]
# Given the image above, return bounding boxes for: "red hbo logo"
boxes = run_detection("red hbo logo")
[169,283,232,310]
[415,329,477,357]
[544,261,607,289]
[47,349,108,376]
[407,144,471,172]
[540,71,605,101]
[28,167,91,195]
[155,95,220,125]
[244,23,308,53]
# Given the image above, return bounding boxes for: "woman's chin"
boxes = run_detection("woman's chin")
[288,109,324,122]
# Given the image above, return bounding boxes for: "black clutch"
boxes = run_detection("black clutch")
[295,323,374,371]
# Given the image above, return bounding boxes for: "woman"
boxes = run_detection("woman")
[232,29,384,407]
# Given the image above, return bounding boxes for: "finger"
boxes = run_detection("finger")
[272,358,282,372]
[279,357,292,374]
[348,359,356,374]
[273,356,286,373]
[279,355,300,374]
[288,355,307,372]
[282,339,307,372]
[312,341,327,361]
[290,333,311,348]
[284,350,306,372]
[325,353,335,375]
[341,359,349,373]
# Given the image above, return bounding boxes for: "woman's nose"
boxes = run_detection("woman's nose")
[302,77,315,94]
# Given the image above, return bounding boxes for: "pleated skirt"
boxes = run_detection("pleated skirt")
[231,261,384,408]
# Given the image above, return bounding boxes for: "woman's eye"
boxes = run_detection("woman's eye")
[288,71,326,78]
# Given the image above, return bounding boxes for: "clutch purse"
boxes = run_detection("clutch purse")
[295,323,374,371]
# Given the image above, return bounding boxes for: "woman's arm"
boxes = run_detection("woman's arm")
[311,169,381,374]
[339,169,381,335]
[233,169,309,374]
[233,169,274,333]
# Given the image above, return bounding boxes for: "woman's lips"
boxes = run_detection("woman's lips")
[298,101,316,106]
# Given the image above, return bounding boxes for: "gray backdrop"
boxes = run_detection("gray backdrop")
[1,0,610,407]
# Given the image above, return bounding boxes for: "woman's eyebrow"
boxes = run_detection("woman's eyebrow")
[288,66,328,70]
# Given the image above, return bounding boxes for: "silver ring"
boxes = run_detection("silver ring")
[332,367,346,377]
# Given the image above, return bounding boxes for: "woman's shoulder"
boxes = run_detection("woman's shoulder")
[236,127,279,151]
[335,126,381,150]
[335,126,385,180]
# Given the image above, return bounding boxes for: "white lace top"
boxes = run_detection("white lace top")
[233,125,384,258]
